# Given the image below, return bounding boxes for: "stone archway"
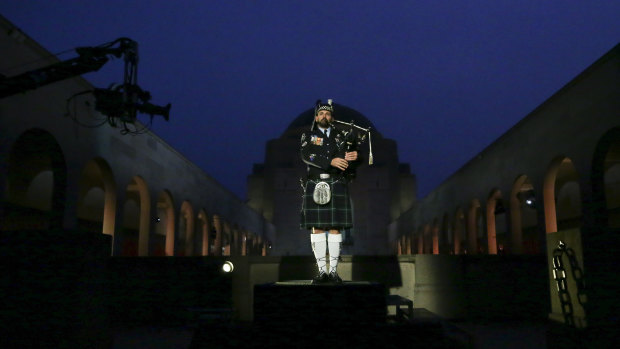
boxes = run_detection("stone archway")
[454,208,465,254]
[415,226,423,254]
[153,190,175,256]
[179,201,195,256]
[406,231,413,254]
[4,128,67,231]
[544,157,582,234]
[122,176,150,256]
[222,221,232,256]
[431,218,440,254]
[441,212,452,254]
[591,127,620,229]
[231,224,241,256]
[197,209,210,256]
[77,157,117,246]
[212,214,223,256]
[467,199,483,254]
[423,223,431,254]
[511,175,539,254]
[486,189,503,255]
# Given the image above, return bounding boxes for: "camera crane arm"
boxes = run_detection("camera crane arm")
[0,37,137,99]
[0,37,170,124]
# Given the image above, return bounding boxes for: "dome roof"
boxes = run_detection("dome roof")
[285,104,380,136]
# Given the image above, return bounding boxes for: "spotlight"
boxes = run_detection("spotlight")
[519,190,537,208]
[222,261,234,273]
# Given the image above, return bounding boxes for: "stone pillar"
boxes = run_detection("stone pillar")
[414,254,467,319]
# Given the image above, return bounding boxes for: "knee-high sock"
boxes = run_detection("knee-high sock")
[311,233,327,273]
[328,233,342,273]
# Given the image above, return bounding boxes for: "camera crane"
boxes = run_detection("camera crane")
[0,37,170,127]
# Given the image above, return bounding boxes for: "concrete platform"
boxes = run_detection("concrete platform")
[253,280,387,327]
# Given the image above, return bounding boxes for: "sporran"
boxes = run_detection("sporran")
[313,181,331,205]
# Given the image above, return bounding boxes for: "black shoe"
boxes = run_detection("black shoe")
[312,271,328,284]
[328,271,342,284]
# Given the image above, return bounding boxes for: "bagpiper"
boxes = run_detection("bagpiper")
[300,98,369,284]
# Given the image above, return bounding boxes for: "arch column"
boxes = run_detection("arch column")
[111,189,126,256]
[432,222,439,254]
[510,181,524,254]
[454,210,464,254]
[486,191,502,255]
[136,180,151,256]
[406,234,412,254]
[467,204,478,254]
[417,229,423,254]
[212,215,223,256]
[544,164,560,234]
[261,240,268,256]
[179,201,195,256]
[198,211,210,256]
[232,227,240,256]
[222,222,232,256]
[241,231,248,256]
[441,214,451,254]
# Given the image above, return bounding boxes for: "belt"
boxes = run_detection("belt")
[308,173,331,180]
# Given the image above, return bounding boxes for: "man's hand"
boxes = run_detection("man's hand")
[331,157,349,171]
[345,151,358,161]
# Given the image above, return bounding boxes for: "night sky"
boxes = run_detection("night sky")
[2,1,619,200]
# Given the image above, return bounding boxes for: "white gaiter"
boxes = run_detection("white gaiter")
[327,233,342,273]
[311,233,327,273]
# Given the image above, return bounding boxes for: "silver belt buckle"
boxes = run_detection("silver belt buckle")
[319,174,330,179]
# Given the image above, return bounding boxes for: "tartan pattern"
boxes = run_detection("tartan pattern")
[300,178,352,229]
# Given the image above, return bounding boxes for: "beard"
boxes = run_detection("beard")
[317,117,331,128]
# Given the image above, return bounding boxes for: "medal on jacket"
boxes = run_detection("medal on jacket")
[311,135,324,146]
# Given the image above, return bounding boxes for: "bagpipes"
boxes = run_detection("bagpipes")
[331,119,373,166]
[301,99,375,191]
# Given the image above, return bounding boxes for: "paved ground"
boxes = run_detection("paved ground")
[449,320,548,349]
[112,326,194,349]
[110,315,558,349]
[110,308,453,348]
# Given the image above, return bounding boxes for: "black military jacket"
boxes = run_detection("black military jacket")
[300,125,362,181]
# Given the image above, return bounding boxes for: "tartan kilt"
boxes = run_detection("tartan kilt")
[300,178,352,230]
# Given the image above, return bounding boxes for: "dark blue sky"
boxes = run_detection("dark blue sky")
[2,1,619,200]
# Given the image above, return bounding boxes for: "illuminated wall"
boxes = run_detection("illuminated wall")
[0,15,275,256]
